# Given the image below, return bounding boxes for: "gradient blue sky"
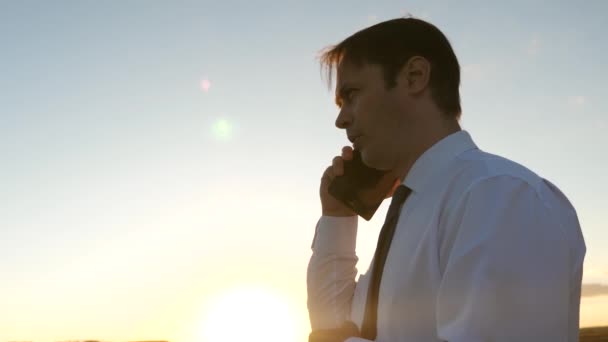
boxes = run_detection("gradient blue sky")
[1,1,607,341]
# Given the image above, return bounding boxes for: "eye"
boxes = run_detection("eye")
[344,88,358,102]
[336,87,359,108]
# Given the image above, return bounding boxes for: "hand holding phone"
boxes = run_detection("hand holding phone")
[321,147,399,221]
[319,147,358,218]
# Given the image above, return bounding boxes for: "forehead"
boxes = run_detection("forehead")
[336,61,382,88]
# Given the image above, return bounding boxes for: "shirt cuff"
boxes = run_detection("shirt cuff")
[311,215,358,254]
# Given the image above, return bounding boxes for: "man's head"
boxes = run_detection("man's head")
[320,17,462,175]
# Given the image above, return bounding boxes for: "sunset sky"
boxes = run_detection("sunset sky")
[1,1,607,341]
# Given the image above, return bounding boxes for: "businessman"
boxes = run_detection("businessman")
[307,17,586,342]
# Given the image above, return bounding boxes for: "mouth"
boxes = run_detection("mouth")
[348,134,361,144]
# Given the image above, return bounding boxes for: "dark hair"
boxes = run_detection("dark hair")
[319,17,462,119]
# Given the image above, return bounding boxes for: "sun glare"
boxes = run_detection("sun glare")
[200,285,300,342]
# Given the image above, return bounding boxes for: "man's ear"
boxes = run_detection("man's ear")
[397,56,431,95]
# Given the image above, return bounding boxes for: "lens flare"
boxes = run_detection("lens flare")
[201,79,211,92]
[211,118,233,141]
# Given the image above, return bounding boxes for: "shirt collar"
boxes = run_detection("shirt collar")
[403,130,478,193]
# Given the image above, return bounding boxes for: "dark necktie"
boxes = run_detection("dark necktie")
[360,184,412,340]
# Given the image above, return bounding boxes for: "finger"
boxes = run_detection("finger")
[321,165,334,183]
[341,146,353,160]
[332,156,344,176]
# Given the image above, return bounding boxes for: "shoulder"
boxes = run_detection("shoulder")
[453,150,577,213]
[454,149,544,195]
[437,149,543,218]
[438,148,578,229]
[437,151,582,268]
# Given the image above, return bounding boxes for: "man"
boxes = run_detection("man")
[307,17,586,342]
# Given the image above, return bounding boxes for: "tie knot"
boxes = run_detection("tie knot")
[390,185,411,207]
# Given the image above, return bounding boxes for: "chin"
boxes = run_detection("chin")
[361,147,391,171]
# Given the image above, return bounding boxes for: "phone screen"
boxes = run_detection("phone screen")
[327,150,391,221]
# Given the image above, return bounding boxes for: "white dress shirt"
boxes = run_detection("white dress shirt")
[307,130,586,342]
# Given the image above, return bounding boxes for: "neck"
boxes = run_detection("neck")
[393,118,461,183]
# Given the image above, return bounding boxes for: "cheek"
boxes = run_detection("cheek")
[355,94,400,137]
[354,96,381,125]
[373,100,401,132]
[352,97,366,115]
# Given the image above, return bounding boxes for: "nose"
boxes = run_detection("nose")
[335,108,353,129]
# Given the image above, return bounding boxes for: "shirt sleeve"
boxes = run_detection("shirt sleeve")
[436,175,572,342]
[307,215,360,331]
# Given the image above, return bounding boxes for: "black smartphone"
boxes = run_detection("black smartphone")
[328,149,391,221]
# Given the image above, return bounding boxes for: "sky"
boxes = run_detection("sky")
[1,1,607,341]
